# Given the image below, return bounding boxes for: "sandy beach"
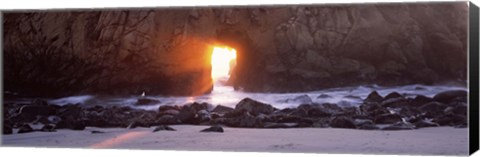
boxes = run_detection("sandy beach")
[1,125,469,155]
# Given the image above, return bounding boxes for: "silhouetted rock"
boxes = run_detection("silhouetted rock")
[176,105,198,124]
[330,116,356,129]
[211,105,234,114]
[317,94,332,99]
[289,95,313,104]
[418,102,447,117]
[200,125,224,133]
[17,105,57,122]
[384,92,403,100]
[235,98,276,116]
[153,125,176,132]
[135,98,160,105]
[434,114,466,126]
[381,97,407,108]
[156,115,180,125]
[365,91,383,103]
[411,95,433,107]
[91,130,105,134]
[433,90,467,103]
[158,105,180,112]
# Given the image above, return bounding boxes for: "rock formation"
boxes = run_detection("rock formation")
[3,2,468,97]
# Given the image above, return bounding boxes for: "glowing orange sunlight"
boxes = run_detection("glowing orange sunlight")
[211,46,237,81]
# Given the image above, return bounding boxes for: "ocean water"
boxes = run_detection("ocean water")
[44,82,467,111]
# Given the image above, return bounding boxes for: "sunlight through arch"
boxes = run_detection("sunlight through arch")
[211,46,237,81]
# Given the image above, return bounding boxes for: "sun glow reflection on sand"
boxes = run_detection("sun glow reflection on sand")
[89,131,149,148]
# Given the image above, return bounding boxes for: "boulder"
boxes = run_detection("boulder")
[158,105,180,112]
[135,98,160,106]
[330,116,356,129]
[211,105,234,114]
[176,105,198,124]
[17,105,57,122]
[158,109,180,116]
[153,125,176,132]
[418,102,447,117]
[384,92,404,100]
[433,90,467,103]
[381,97,408,108]
[156,115,180,125]
[365,91,383,103]
[434,114,466,126]
[17,124,34,134]
[289,95,313,104]
[411,95,433,107]
[317,94,332,99]
[200,125,224,133]
[234,98,276,116]
[189,102,210,112]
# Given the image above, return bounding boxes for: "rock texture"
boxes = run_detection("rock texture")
[3,2,468,96]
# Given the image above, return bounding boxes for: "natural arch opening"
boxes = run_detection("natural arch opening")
[211,46,237,85]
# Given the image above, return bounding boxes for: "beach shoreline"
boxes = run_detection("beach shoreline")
[1,125,469,155]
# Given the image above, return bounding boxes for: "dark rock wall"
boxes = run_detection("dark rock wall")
[2,2,468,97]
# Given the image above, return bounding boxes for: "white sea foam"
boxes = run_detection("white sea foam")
[45,84,467,110]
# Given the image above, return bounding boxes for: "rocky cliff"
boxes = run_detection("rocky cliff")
[2,2,468,97]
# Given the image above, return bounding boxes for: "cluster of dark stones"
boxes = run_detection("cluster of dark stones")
[2,90,467,135]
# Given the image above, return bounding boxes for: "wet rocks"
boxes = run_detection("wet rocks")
[200,125,224,133]
[433,90,467,103]
[211,105,234,115]
[2,89,469,133]
[418,102,447,117]
[17,105,57,122]
[365,91,383,103]
[330,116,356,129]
[235,98,277,116]
[317,94,332,99]
[177,105,199,124]
[156,115,181,125]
